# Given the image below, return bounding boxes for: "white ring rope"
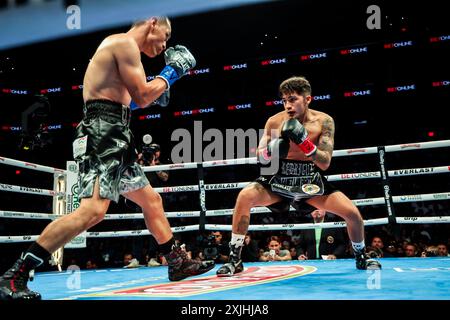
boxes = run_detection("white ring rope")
[0,210,54,219]
[0,156,65,174]
[1,164,448,197]
[142,140,450,173]
[0,182,62,197]
[2,191,449,222]
[3,215,450,243]
[206,218,390,232]
[0,225,199,243]
[0,210,202,220]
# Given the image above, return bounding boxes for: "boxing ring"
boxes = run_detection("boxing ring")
[1,139,450,300]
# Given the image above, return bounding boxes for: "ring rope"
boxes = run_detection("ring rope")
[142,140,450,173]
[0,182,62,197]
[2,164,448,197]
[0,225,199,243]
[1,191,449,220]
[2,215,450,243]
[0,156,65,174]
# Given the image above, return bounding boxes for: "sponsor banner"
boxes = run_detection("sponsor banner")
[156,185,198,193]
[340,46,368,55]
[390,167,436,176]
[83,265,316,298]
[174,108,215,117]
[347,148,367,154]
[138,114,161,120]
[343,89,371,97]
[394,193,450,203]
[398,216,450,224]
[312,94,331,101]
[383,40,413,49]
[164,211,200,218]
[429,35,450,43]
[1,126,22,131]
[206,209,234,216]
[398,195,423,202]
[0,211,53,219]
[65,161,86,248]
[227,103,252,111]
[1,183,56,196]
[188,67,210,76]
[40,87,62,94]
[205,183,241,190]
[261,57,287,66]
[399,143,421,150]
[335,172,380,180]
[300,52,327,61]
[352,198,385,206]
[223,63,247,71]
[386,84,416,93]
[264,99,283,107]
[0,183,14,191]
[1,88,28,95]
[432,80,450,87]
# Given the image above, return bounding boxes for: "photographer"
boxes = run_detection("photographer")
[201,231,229,263]
[139,142,169,187]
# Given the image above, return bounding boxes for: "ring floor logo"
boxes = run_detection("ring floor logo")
[79,265,316,298]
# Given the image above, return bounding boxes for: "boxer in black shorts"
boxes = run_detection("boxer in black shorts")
[217,76,381,277]
[0,16,213,301]
[256,158,339,215]
[74,99,148,201]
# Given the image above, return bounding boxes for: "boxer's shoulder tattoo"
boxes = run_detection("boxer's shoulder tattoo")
[319,117,335,150]
[312,117,335,163]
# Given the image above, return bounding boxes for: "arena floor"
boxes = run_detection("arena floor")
[30,257,450,300]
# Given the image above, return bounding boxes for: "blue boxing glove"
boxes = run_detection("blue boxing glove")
[151,89,170,107]
[130,100,140,110]
[156,45,196,89]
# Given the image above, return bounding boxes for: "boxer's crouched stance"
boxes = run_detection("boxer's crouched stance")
[216,76,381,277]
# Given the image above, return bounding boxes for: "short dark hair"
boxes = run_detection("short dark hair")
[132,16,171,29]
[279,76,312,96]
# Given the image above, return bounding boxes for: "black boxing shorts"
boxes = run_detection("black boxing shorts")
[255,159,339,214]
[72,99,149,202]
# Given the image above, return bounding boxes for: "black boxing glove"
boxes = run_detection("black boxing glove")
[258,137,290,164]
[281,119,317,156]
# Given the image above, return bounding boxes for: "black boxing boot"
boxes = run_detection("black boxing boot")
[216,243,244,277]
[354,248,382,270]
[165,244,215,281]
[0,252,44,300]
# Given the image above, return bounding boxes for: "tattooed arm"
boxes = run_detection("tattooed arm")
[310,116,335,171]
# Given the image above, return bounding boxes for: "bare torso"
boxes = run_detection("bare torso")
[83,34,143,105]
[263,109,330,161]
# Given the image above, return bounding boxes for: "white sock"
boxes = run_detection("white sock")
[230,233,245,247]
[352,241,365,252]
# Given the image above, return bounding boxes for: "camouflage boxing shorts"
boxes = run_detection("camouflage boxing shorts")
[72,99,149,202]
[255,159,339,214]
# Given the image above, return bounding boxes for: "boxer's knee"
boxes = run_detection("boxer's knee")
[141,189,163,213]
[345,207,364,225]
[76,202,107,228]
[236,183,261,207]
[149,190,163,206]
